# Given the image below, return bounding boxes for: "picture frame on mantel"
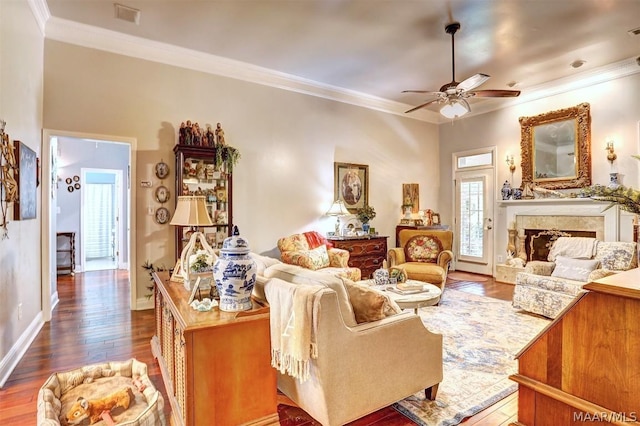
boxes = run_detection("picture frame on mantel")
[13,141,37,220]
[334,162,368,213]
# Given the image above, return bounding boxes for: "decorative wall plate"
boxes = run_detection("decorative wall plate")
[74,183,81,190]
[155,161,170,179]
[155,207,170,224]
[67,186,74,192]
[65,177,72,184]
[73,175,80,182]
[155,185,170,203]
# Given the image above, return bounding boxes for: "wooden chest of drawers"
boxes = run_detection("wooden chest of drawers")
[329,236,388,279]
[151,271,277,426]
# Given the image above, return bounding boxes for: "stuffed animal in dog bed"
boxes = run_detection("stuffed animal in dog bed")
[65,387,133,425]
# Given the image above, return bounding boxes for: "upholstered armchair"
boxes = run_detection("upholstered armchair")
[388,229,454,291]
[513,239,638,318]
[262,276,443,426]
[277,231,361,281]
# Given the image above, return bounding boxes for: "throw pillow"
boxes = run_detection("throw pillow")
[404,235,442,263]
[595,242,637,271]
[341,278,402,323]
[551,256,600,282]
[286,245,330,270]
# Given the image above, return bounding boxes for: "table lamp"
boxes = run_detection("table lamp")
[170,195,215,288]
[325,199,350,235]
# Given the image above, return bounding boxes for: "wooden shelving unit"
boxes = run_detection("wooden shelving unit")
[56,232,75,275]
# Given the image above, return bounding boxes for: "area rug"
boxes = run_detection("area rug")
[447,271,489,282]
[393,289,550,426]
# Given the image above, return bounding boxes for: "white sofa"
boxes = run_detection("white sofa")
[253,260,443,426]
[513,239,637,318]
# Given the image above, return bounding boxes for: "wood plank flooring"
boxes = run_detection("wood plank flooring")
[0,270,517,425]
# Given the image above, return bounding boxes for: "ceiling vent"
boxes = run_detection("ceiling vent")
[114,3,140,25]
[628,26,640,36]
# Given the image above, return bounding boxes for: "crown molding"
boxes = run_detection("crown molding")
[43,16,639,125]
[28,0,50,35]
[44,17,440,123]
[461,56,640,120]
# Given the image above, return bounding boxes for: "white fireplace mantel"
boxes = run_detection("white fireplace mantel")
[498,198,618,241]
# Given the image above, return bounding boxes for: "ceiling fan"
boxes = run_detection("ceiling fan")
[403,21,521,118]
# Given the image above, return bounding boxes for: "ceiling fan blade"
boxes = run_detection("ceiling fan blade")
[402,90,442,95]
[457,73,491,92]
[469,89,521,98]
[405,99,440,114]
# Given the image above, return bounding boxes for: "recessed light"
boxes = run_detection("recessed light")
[570,59,586,69]
[506,81,519,88]
[114,3,140,25]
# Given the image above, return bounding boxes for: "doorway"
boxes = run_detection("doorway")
[41,130,137,322]
[81,169,124,271]
[453,148,496,276]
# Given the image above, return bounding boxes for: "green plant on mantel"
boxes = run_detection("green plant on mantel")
[580,155,640,214]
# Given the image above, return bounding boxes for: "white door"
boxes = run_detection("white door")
[454,156,495,275]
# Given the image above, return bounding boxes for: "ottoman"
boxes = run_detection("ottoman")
[37,358,165,425]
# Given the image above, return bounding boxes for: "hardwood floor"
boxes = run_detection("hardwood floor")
[0,270,516,425]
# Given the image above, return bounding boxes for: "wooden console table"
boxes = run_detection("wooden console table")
[329,235,388,279]
[510,268,640,425]
[151,271,278,426]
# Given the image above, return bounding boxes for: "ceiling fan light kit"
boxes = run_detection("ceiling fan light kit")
[440,99,470,119]
[403,21,521,119]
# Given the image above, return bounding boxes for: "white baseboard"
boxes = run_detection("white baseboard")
[136,296,153,311]
[0,313,45,388]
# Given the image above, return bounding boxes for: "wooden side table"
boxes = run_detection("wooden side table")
[328,236,388,279]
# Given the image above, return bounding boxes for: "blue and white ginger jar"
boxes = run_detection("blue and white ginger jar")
[213,226,257,312]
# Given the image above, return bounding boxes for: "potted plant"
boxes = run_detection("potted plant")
[356,205,376,233]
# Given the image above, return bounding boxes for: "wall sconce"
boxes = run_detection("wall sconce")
[606,141,617,164]
[506,155,516,174]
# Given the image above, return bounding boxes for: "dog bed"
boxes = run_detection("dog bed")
[37,358,165,425]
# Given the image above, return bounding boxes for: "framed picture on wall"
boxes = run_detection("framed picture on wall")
[334,162,368,213]
[13,141,37,220]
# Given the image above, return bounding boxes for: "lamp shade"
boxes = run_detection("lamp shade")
[440,98,470,119]
[325,200,350,216]
[170,195,213,226]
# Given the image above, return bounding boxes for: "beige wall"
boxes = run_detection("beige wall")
[438,72,640,266]
[43,40,440,306]
[0,0,44,379]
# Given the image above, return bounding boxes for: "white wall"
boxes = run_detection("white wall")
[0,0,44,384]
[439,72,640,269]
[43,40,441,304]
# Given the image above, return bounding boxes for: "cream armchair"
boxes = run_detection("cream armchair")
[262,276,443,426]
[388,229,454,291]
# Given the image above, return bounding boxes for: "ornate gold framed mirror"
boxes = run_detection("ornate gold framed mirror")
[520,102,591,190]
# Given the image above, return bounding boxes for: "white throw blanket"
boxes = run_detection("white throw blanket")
[548,237,598,261]
[265,278,327,382]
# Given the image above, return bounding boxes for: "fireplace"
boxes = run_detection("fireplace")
[523,228,597,261]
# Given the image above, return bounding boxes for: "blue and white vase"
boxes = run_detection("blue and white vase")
[501,181,512,200]
[213,226,257,312]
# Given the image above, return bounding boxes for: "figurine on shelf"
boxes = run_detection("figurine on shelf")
[215,123,225,145]
[205,125,215,147]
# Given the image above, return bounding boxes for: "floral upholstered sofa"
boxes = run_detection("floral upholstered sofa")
[513,238,637,318]
[277,231,361,281]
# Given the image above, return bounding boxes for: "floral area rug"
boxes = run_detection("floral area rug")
[393,289,550,426]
